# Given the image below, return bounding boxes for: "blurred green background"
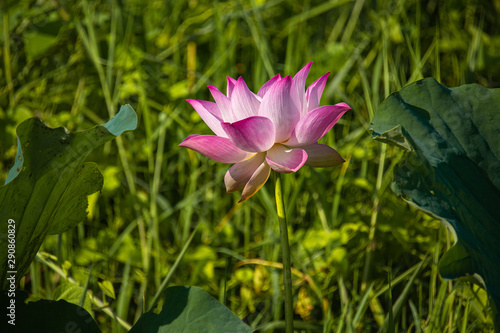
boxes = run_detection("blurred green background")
[1,0,499,331]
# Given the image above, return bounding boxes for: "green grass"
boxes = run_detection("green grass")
[1,0,499,331]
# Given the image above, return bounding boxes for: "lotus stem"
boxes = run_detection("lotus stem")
[274,171,293,333]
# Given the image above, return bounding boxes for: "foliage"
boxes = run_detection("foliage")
[0,105,137,288]
[1,290,100,332]
[371,78,500,329]
[1,0,499,331]
[130,286,253,333]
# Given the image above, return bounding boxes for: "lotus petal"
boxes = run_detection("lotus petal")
[231,77,261,120]
[227,76,237,98]
[306,72,329,113]
[287,103,350,147]
[179,135,253,163]
[293,62,312,114]
[303,143,345,167]
[187,99,226,137]
[239,161,271,202]
[221,116,275,153]
[266,144,308,173]
[259,76,301,143]
[225,153,265,192]
[257,74,281,98]
[208,85,236,123]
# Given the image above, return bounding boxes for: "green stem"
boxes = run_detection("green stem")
[3,11,15,107]
[147,222,201,312]
[274,172,293,333]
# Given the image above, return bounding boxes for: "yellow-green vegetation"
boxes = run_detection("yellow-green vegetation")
[1,0,498,331]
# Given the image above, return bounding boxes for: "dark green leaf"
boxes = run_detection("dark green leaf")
[129,286,253,333]
[53,282,93,315]
[1,290,100,332]
[371,78,500,328]
[0,105,137,288]
[23,20,64,60]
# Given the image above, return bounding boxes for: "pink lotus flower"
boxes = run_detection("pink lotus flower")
[180,62,350,202]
